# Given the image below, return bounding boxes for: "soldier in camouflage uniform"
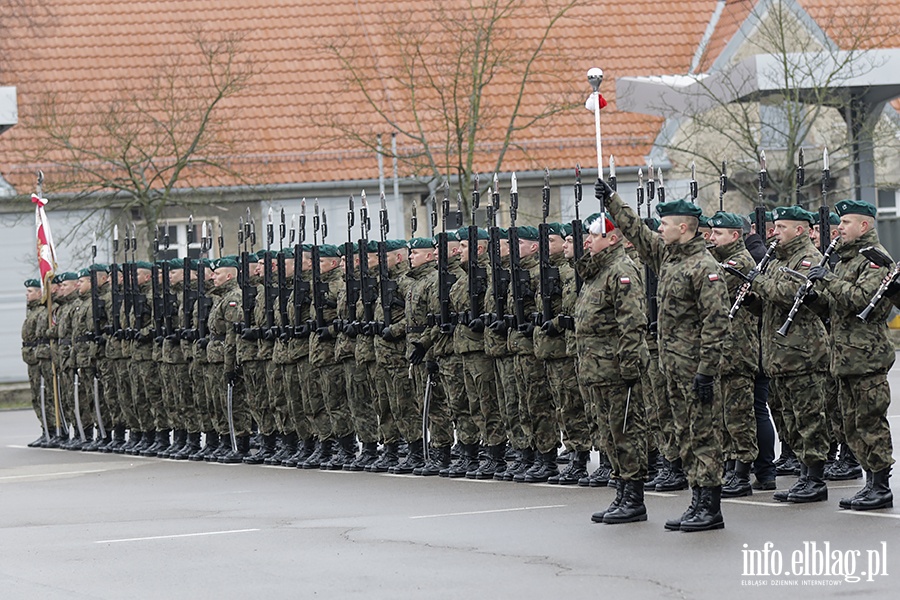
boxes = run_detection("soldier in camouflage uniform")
[239,252,274,462]
[34,280,60,446]
[129,262,166,457]
[367,241,412,473]
[187,259,221,460]
[263,248,294,464]
[808,200,894,511]
[574,213,649,525]
[601,182,731,533]
[50,272,80,448]
[72,269,101,449]
[750,206,830,504]
[159,259,196,458]
[22,279,50,446]
[709,212,760,497]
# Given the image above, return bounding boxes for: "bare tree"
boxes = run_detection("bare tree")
[318,0,582,209]
[652,0,898,212]
[26,28,258,252]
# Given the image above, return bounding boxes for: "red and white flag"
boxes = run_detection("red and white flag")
[33,193,57,293]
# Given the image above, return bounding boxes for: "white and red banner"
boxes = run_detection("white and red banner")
[33,193,57,293]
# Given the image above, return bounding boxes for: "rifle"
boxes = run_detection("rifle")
[796,149,805,207]
[755,152,768,242]
[536,168,559,325]
[129,224,145,336]
[506,173,529,330]
[182,216,195,335]
[121,225,133,337]
[377,192,399,328]
[818,148,831,256]
[293,201,311,337]
[485,173,510,326]
[309,201,328,331]
[275,208,290,338]
[434,182,457,333]
[727,241,777,319]
[110,225,122,337]
[858,245,900,321]
[639,168,660,335]
[719,161,727,213]
[358,193,377,331]
[343,195,360,331]
[263,208,276,337]
[465,175,487,326]
[90,235,104,340]
[161,223,175,338]
[195,222,212,343]
[151,226,164,343]
[238,213,256,337]
[690,161,699,205]
[776,237,840,336]
[572,166,585,294]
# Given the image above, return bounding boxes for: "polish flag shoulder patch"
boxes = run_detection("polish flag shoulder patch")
[708,273,719,282]
[870,262,881,269]
[727,260,737,266]
[619,277,631,285]
[800,260,812,268]
[228,301,238,307]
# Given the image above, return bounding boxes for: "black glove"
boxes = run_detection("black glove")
[264,327,279,341]
[802,289,819,305]
[517,322,535,336]
[154,335,164,345]
[886,278,900,298]
[409,341,427,365]
[241,328,260,341]
[343,322,359,338]
[295,323,310,338]
[226,370,238,385]
[316,326,333,340]
[381,326,397,342]
[198,337,209,350]
[165,333,179,342]
[594,178,614,204]
[806,265,830,283]
[467,318,484,333]
[426,360,439,375]
[360,321,374,336]
[541,320,560,337]
[692,373,715,405]
[622,377,639,389]
[135,332,149,343]
[279,328,294,341]
[558,315,575,331]
[488,319,508,335]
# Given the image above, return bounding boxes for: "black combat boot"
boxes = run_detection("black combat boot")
[665,486,702,531]
[515,448,544,482]
[851,468,893,511]
[839,469,873,509]
[207,433,233,462]
[390,438,425,474]
[722,460,753,498]
[284,438,316,467]
[415,445,452,476]
[159,429,187,458]
[28,431,47,448]
[680,486,725,532]
[774,463,807,502]
[656,457,688,491]
[102,425,127,453]
[219,435,251,464]
[645,458,671,489]
[498,448,532,481]
[67,429,91,451]
[129,430,154,455]
[118,429,139,454]
[446,443,479,478]
[189,431,217,461]
[142,430,170,457]
[366,442,399,473]
[823,441,839,478]
[244,433,278,465]
[301,439,334,469]
[722,459,735,484]
[266,432,297,466]
[787,462,827,503]
[472,444,507,480]
[82,427,107,452]
[592,479,625,523]
[828,443,863,481]
[775,445,801,476]
[523,450,560,483]
[554,450,589,485]
[603,480,648,524]
[646,447,660,481]
[174,432,202,460]
[346,442,380,472]
[324,435,358,470]
[581,455,612,488]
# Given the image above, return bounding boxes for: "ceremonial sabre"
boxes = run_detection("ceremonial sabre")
[588,67,607,237]
[73,369,86,441]
[226,380,238,452]
[422,372,433,465]
[40,375,50,444]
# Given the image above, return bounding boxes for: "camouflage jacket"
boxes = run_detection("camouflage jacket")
[752,233,829,376]
[625,245,657,353]
[405,261,438,361]
[354,277,377,364]
[286,272,312,362]
[334,275,357,363]
[161,281,186,364]
[420,260,462,358]
[533,252,572,361]
[711,238,759,376]
[374,260,410,368]
[272,276,294,365]
[451,252,489,355]
[33,302,52,361]
[21,299,44,365]
[309,266,342,367]
[483,254,512,358]
[72,289,96,368]
[129,281,155,361]
[53,294,80,369]
[607,192,730,378]
[819,229,895,376]
[206,279,241,373]
[253,276,275,361]
[507,253,539,356]
[573,242,648,384]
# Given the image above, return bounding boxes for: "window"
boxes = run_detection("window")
[152,220,219,260]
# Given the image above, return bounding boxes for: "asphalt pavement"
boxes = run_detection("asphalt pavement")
[1,370,898,599]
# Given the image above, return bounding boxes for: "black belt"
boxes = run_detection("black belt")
[22,341,38,348]
[58,338,72,346]
[406,325,426,333]
[75,335,93,343]
[210,334,226,341]
[37,338,50,344]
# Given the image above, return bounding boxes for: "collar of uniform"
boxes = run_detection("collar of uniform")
[836,228,879,260]
[408,261,434,279]
[550,252,568,267]
[576,242,625,280]
[322,267,342,282]
[775,232,813,259]
[27,299,42,309]
[389,259,409,278]
[520,253,539,270]
[666,233,707,258]
[710,237,746,262]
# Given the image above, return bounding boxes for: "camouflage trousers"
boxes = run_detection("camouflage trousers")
[371,362,402,444]
[318,362,354,440]
[721,371,758,463]
[73,366,99,436]
[586,379,648,481]
[130,359,162,432]
[113,358,136,429]
[514,353,557,454]
[439,354,478,446]
[545,357,591,452]
[381,363,419,444]
[415,362,451,447]
[58,365,76,431]
[645,353,676,460]
[37,359,59,431]
[163,362,192,432]
[770,372,829,466]
[825,373,843,444]
[283,357,313,440]
[242,360,274,435]
[158,361,178,431]
[495,355,527,450]
[462,352,506,447]
[26,362,42,429]
[266,361,291,435]
[666,373,724,488]
[190,360,212,433]
[343,358,379,444]
[300,359,329,440]
[204,362,252,437]
[837,373,895,472]
[97,358,120,428]
[766,375,789,450]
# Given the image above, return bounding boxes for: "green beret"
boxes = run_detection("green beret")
[835,199,877,219]
[365,240,378,253]
[455,227,469,240]
[77,268,90,279]
[708,211,745,230]
[386,239,408,252]
[749,211,775,223]
[282,247,295,259]
[498,228,508,238]
[90,263,110,273]
[336,243,357,257]
[168,258,184,269]
[828,212,840,226]
[458,227,490,241]
[657,199,702,219]
[61,271,80,282]
[698,215,709,228]
[317,244,340,258]
[24,278,41,288]
[517,226,540,241]
[445,229,460,242]
[134,261,154,270]
[547,223,566,237]
[408,237,436,250]
[773,205,815,224]
[562,223,573,237]
[215,257,240,269]
[51,275,61,284]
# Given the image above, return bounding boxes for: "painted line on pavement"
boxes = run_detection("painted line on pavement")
[836,510,900,520]
[96,528,260,544]
[645,491,678,497]
[6,444,29,449]
[722,498,787,507]
[0,468,107,481]
[410,505,566,520]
